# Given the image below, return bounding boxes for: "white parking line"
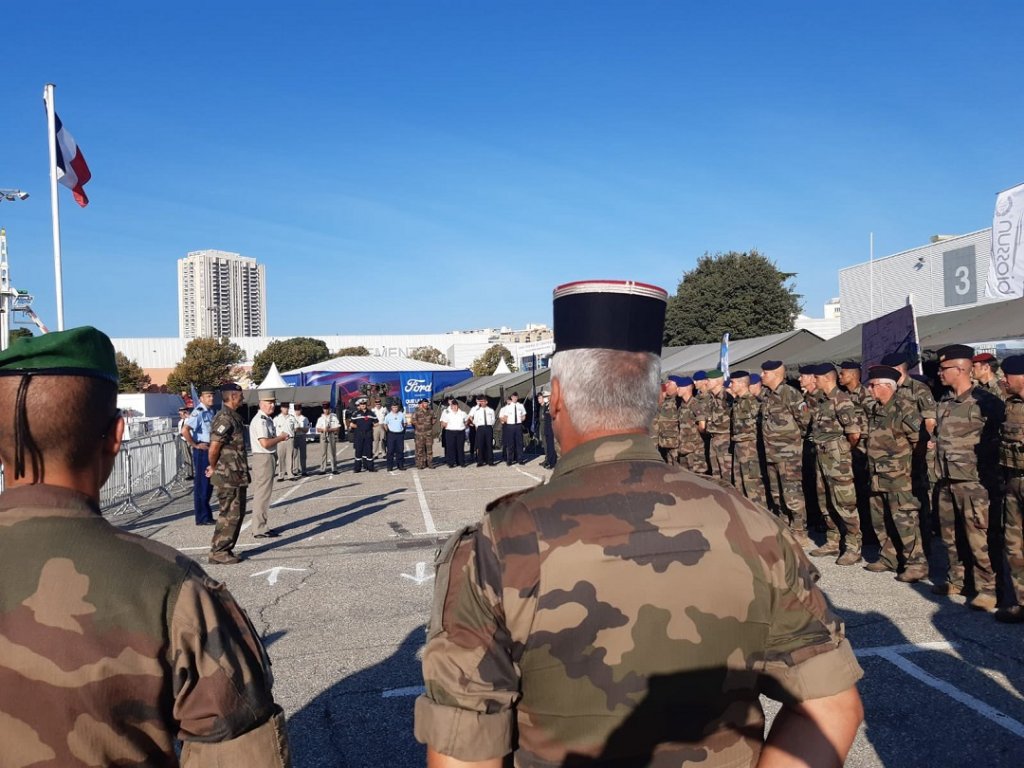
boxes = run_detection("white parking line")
[514,466,543,483]
[271,475,311,507]
[857,641,1024,739]
[412,470,437,534]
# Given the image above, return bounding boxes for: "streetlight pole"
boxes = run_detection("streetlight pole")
[0,189,30,351]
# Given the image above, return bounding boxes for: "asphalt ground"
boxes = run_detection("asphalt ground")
[113,439,1024,768]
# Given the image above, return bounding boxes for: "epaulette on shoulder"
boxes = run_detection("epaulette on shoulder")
[485,487,533,512]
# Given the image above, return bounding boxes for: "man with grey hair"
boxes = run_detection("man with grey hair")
[416,280,863,768]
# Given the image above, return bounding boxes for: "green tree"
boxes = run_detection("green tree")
[7,327,32,347]
[471,344,517,376]
[663,250,802,346]
[336,345,371,357]
[166,337,246,392]
[407,346,448,366]
[115,352,151,393]
[251,337,331,383]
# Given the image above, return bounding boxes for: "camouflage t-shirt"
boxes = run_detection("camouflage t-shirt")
[415,434,862,767]
[730,393,760,442]
[0,485,289,767]
[211,406,251,488]
[866,396,921,487]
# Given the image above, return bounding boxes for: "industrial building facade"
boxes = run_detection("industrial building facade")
[177,250,267,338]
[837,229,1009,333]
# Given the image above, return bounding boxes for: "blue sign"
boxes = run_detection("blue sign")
[400,373,433,411]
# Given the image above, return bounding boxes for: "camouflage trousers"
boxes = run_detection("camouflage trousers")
[658,445,679,465]
[732,439,767,509]
[1004,475,1024,605]
[936,479,995,594]
[689,435,709,474]
[677,450,700,473]
[211,485,247,555]
[415,433,434,469]
[814,441,861,549]
[869,477,925,569]
[708,434,733,483]
[765,456,807,531]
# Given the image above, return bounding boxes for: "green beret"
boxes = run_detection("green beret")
[706,369,724,379]
[0,326,118,383]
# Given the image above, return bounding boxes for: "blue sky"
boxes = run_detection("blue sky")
[1,2,1021,340]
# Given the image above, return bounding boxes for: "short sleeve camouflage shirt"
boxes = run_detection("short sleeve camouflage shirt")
[210,406,251,488]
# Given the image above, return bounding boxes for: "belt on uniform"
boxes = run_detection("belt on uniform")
[1005,467,1024,478]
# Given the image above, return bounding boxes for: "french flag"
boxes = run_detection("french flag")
[54,113,92,207]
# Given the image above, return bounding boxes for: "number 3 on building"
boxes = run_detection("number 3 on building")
[954,265,971,295]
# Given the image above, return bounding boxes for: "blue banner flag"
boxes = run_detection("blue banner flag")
[719,333,730,380]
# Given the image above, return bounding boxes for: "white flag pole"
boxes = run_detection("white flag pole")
[43,83,65,331]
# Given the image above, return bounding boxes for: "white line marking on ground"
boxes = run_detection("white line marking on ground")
[514,466,543,483]
[857,642,1024,739]
[400,562,434,585]
[412,470,437,534]
[241,520,251,532]
[382,685,425,698]
[271,476,310,507]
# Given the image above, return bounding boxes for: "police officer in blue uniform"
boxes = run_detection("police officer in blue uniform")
[182,385,216,525]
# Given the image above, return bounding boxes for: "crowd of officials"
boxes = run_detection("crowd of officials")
[651,347,1024,623]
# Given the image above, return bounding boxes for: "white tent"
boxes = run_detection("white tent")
[257,363,290,389]
[243,362,333,407]
[493,357,512,375]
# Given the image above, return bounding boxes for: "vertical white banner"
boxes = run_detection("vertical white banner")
[986,182,1024,299]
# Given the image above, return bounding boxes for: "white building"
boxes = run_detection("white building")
[795,298,842,340]
[837,229,1011,332]
[178,250,267,338]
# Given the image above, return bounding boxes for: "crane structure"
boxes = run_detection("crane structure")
[0,228,50,351]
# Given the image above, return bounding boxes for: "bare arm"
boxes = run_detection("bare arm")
[426,747,502,768]
[758,686,863,768]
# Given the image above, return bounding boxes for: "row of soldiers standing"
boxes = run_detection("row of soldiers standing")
[652,348,1024,623]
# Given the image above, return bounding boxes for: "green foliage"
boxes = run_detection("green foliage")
[251,337,331,383]
[166,337,246,393]
[336,345,371,357]
[471,344,517,376]
[115,352,151,393]
[407,346,448,366]
[663,250,803,346]
[7,327,32,347]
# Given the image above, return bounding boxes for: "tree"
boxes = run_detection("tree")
[336,345,371,357]
[166,337,246,392]
[471,344,517,376]
[251,337,331,384]
[663,250,803,346]
[407,346,448,366]
[8,327,32,347]
[116,352,151,393]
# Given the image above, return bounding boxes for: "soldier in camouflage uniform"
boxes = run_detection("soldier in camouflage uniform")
[807,364,863,565]
[677,376,706,472]
[653,379,681,464]
[704,369,733,482]
[972,353,1005,400]
[729,371,767,507]
[759,360,813,546]
[839,360,874,531]
[415,280,863,768]
[208,383,254,561]
[0,327,290,767]
[931,345,1005,612]
[996,355,1024,623]
[412,398,437,469]
[692,369,712,473]
[860,366,928,581]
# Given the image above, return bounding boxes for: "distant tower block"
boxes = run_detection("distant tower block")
[177,250,267,339]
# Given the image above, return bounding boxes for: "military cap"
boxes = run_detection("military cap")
[812,363,836,376]
[675,376,694,387]
[220,382,242,392]
[839,360,861,370]
[476,394,488,400]
[749,373,761,385]
[880,351,909,367]
[706,369,724,379]
[0,326,118,382]
[552,280,668,355]
[760,360,783,371]
[539,390,550,397]
[692,370,708,381]
[321,401,331,408]
[1003,355,1024,375]
[798,364,816,375]
[199,384,217,394]
[730,370,749,379]
[868,365,901,382]
[936,344,975,363]
[356,397,369,404]
[971,352,996,364]
[258,391,277,401]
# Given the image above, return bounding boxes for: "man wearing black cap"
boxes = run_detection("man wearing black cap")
[729,371,767,507]
[760,360,813,546]
[416,281,864,768]
[538,390,558,469]
[207,382,257,557]
[0,327,290,765]
[997,355,1024,622]
[499,392,527,465]
[931,345,1005,611]
[468,394,497,466]
[839,361,874,523]
[183,385,217,525]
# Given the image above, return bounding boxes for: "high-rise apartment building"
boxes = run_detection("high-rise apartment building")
[177,250,267,338]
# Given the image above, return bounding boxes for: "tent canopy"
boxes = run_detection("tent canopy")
[435,369,553,401]
[662,330,824,375]
[242,384,334,407]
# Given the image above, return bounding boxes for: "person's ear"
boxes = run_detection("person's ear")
[104,414,125,457]
[549,378,562,420]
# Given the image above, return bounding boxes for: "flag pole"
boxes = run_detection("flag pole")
[43,83,65,331]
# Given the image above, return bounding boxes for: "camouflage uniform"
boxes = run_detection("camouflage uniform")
[704,388,733,481]
[843,383,875,524]
[761,382,811,535]
[210,406,252,558]
[415,434,863,767]
[1001,392,1024,608]
[897,376,938,508]
[0,485,290,766]
[695,390,712,473]
[865,396,926,571]
[809,387,862,554]
[680,395,708,473]
[731,392,766,507]
[412,407,437,469]
[653,397,681,465]
[934,387,1004,596]
[979,377,1005,401]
